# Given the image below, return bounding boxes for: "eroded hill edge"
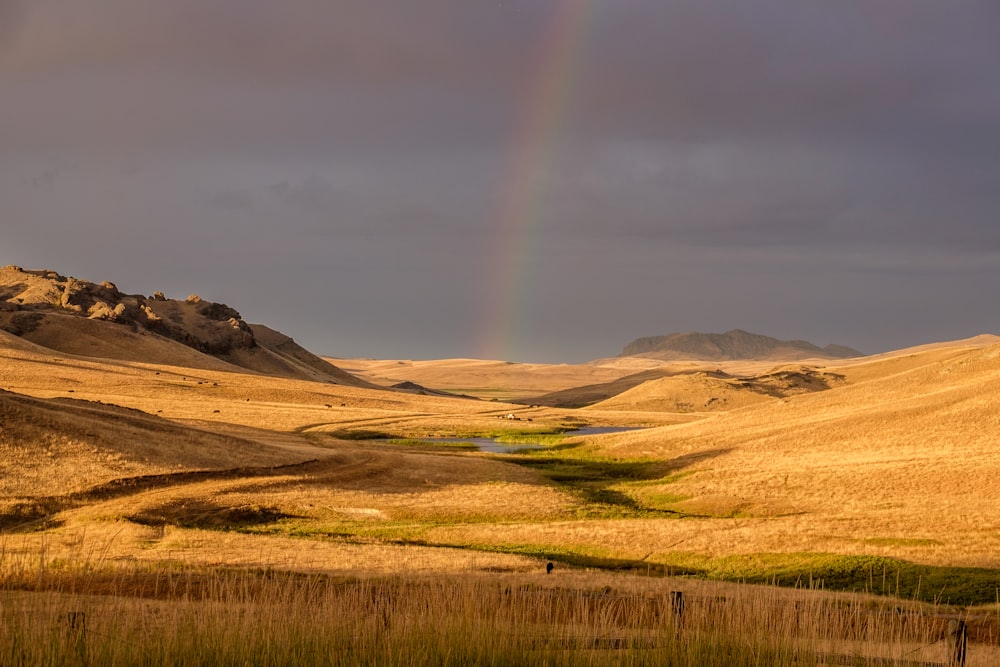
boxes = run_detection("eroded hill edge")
[0,265,371,386]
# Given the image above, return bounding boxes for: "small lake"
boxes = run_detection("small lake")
[421,426,642,454]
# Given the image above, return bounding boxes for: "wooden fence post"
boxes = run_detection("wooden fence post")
[65,611,87,660]
[65,611,86,636]
[946,619,967,667]
[670,591,684,635]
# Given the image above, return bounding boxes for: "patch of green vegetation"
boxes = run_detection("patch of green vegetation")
[454,542,686,576]
[658,552,1000,606]
[544,439,592,454]
[656,470,699,484]
[246,519,434,543]
[640,491,690,507]
[492,432,567,446]
[862,537,943,548]
[245,513,546,543]
[504,453,700,518]
[240,516,1000,605]
[437,545,1000,605]
[328,429,394,440]
[383,438,479,451]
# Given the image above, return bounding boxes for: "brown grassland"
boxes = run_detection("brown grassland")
[3,327,1000,664]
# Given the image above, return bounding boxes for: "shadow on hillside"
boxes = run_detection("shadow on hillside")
[436,543,1000,607]
[126,500,298,530]
[446,544,708,578]
[0,459,321,534]
[691,553,1000,607]
[0,311,45,336]
[739,369,846,397]
[505,446,732,518]
[0,499,67,532]
[0,281,30,303]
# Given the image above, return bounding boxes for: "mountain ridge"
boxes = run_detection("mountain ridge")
[621,329,862,361]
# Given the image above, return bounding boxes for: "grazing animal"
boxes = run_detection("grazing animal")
[546,562,554,574]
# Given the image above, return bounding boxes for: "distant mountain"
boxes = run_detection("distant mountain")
[621,329,862,361]
[0,265,373,386]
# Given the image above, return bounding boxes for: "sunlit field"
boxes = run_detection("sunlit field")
[4,544,997,666]
[4,330,1000,663]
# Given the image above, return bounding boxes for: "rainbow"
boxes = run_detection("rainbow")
[476,0,594,361]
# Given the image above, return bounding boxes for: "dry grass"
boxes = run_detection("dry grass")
[5,328,1000,660]
[549,343,1000,573]
[2,544,997,666]
[0,390,296,497]
[338,357,641,400]
[591,372,776,412]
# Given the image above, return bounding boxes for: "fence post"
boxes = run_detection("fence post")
[670,591,685,635]
[65,611,86,635]
[65,611,87,660]
[946,619,967,667]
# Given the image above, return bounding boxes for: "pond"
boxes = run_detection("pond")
[419,426,643,454]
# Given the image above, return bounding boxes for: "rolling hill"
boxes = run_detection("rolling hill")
[0,386,302,530]
[584,365,845,412]
[593,339,1000,532]
[0,265,372,386]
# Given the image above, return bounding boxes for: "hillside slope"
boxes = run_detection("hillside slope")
[0,266,371,386]
[596,341,1000,548]
[587,366,845,412]
[0,388,297,505]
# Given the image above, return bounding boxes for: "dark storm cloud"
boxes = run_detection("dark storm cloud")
[552,2,1000,255]
[0,0,550,155]
[2,1,999,361]
[576,2,1000,139]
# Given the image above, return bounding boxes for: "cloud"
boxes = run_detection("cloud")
[203,188,254,212]
[0,1,538,87]
[2,1,999,360]
[573,2,1000,143]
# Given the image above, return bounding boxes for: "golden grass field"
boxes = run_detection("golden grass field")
[3,320,1000,664]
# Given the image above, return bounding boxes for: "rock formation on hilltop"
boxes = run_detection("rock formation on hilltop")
[0,265,372,386]
[621,329,862,361]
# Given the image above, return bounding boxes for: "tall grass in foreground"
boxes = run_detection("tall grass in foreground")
[0,549,981,666]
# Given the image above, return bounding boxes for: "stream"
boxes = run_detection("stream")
[421,426,642,454]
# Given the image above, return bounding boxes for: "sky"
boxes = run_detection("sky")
[2,1,999,363]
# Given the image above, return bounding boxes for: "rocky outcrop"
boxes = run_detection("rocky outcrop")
[0,265,371,386]
[0,266,256,356]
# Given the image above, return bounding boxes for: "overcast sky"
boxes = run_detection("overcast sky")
[2,1,999,362]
